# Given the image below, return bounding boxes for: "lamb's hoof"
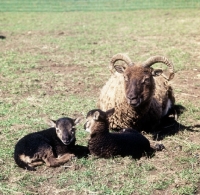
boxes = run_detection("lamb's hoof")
[69,153,76,160]
[154,143,166,151]
[26,166,36,171]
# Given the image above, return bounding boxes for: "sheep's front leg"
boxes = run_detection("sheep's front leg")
[43,153,75,167]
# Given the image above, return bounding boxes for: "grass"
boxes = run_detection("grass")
[0,9,200,195]
[0,0,200,12]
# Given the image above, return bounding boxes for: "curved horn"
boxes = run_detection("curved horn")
[142,56,174,81]
[109,53,134,74]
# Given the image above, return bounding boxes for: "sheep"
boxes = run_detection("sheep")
[14,117,82,171]
[98,53,175,132]
[84,108,154,159]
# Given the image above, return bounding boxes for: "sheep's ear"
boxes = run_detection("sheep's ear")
[74,117,83,125]
[93,111,100,120]
[47,119,57,128]
[114,65,126,73]
[152,69,163,77]
[106,108,115,117]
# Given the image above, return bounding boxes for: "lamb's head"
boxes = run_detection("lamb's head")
[110,53,174,107]
[49,117,81,145]
[84,108,115,134]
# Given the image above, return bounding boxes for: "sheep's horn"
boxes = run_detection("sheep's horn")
[109,53,134,73]
[142,56,174,81]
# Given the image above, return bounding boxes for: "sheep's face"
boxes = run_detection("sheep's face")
[122,65,155,107]
[84,115,95,134]
[84,109,115,134]
[49,117,81,145]
[84,110,104,134]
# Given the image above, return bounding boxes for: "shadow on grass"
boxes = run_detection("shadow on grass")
[71,145,90,158]
[152,104,200,141]
[0,35,6,39]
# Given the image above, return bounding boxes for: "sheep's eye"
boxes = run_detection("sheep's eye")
[142,77,150,84]
[145,78,150,83]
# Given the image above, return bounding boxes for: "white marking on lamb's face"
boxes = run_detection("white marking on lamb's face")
[56,128,63,141]
[84,119,92,134]
[85,128,91,133]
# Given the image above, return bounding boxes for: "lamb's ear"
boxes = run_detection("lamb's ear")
[74,117,83,125]
[47,119,57,128]
[106,108,115,117]
[152,68,163,77]
[93,111,100,120]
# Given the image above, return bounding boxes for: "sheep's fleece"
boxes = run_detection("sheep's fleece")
[98,53,175,132]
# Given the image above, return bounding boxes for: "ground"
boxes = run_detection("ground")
[0,11,200,195]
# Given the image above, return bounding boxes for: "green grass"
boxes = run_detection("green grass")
[0,0,200,12]
[0,9,200,195]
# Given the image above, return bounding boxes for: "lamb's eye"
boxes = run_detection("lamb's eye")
[71,128,75,133]
[56,128,60,133]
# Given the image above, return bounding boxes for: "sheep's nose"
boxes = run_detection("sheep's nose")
[127,95,138,101]
[127,95,140,107]
[63,139,70,145]
[62,135,71,144]
[65,140,70,144]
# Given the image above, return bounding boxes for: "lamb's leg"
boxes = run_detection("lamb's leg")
[18,154,43,171]
[29,161,44,167]
[43,153,75,167]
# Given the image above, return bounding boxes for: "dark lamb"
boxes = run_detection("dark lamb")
[14,117,81,171]
[84,108,154,159]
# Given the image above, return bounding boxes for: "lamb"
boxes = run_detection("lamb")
[84,108,153,159]
[98,53,175,132]
[14,117,81,171]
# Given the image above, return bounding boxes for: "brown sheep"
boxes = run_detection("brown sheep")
[98,53,175,132]
[14,117,82,171]
[84,108,154,159]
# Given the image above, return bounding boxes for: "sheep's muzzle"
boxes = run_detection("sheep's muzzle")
[126,97,141,107]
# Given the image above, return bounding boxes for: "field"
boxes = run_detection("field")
[1,0,200,12]
[0,9,200,195]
